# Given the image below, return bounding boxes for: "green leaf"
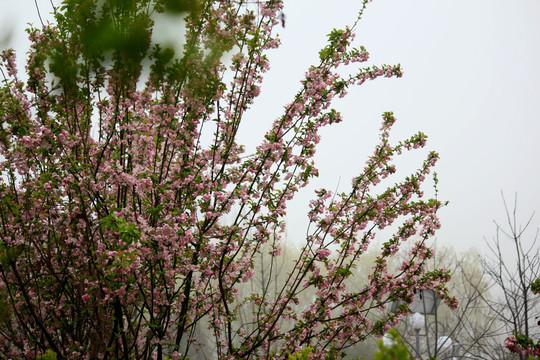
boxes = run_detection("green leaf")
[336,266,352,277]
[37,350,57,360]
[531,278,540,294]
[288,347,313,360]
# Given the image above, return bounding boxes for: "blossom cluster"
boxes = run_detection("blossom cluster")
[504,334,540,357]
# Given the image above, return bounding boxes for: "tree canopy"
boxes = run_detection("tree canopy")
[0,0,455,358]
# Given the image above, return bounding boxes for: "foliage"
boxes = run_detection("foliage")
[287,347,313,360]
[36,350,58,360]
[0,0,455,358]
[532,279,540,295]
[373,329,412,360]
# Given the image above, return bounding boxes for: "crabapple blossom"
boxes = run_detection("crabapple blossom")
[0,0,455,359]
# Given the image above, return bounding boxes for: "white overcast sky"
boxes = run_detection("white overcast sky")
[275,0,540,256]
[2,0,540,256]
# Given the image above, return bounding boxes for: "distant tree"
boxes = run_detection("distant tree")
[0,0,455,358]
[504,277,540,358]
[482,194,540,360]
[386,245,503,359]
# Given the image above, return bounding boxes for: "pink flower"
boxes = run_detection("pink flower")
[316,248,331,260]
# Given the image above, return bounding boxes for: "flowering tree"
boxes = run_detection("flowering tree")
[0,0,456,358]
